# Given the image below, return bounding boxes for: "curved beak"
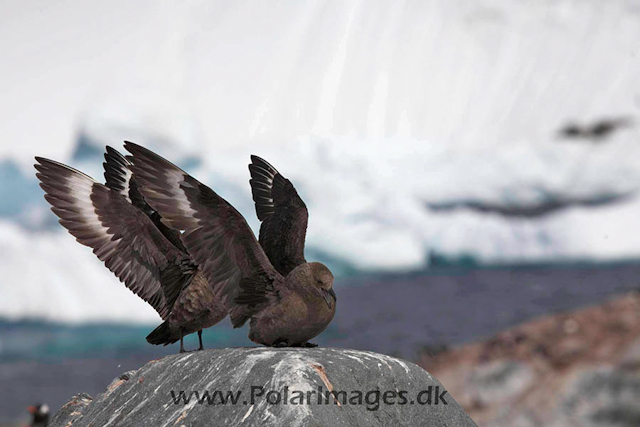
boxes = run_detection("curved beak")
[323,288,336,308]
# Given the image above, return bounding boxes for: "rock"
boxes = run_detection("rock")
[467,361,533,405]
[50,347,476,427]
[419,292,640,426]
[49,393,92,426]
[550,368,640,427]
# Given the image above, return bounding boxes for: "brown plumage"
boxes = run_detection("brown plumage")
[248,155,308,276]
[34,148,226,352]
[125,142,337,347]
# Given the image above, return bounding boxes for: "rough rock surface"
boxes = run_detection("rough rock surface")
[50,393,93,426]
[420,292,640,427]
[50,347,476,427]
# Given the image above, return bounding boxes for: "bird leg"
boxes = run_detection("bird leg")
[179,332,185,353]
[198,330,204,351]
[302,342,318,348]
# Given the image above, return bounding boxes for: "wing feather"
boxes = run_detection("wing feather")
[124,142,281,327]
[103,146,187,252]
[249,155,308,275]
[35,157,193,319]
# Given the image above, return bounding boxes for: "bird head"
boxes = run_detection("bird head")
[309,262,336,308]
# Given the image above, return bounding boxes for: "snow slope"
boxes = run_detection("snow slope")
[1,0,640,322]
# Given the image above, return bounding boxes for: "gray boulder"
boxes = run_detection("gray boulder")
[50,347,476,427]
[549,368,640,427]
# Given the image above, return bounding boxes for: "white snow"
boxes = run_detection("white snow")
[1,0,640,321]
[0,220,159,323]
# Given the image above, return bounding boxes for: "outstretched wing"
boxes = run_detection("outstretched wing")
[103,146,187,252]
[248,156,308,276]
[103,146,134,202]
[35,157,194,319]
[124,142,282,327]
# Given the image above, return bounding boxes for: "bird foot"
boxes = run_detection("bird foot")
[271,341,318,348]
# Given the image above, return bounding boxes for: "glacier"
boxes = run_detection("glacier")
[1,0,640,322]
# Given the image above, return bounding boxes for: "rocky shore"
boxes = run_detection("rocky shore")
[420,291,640,426]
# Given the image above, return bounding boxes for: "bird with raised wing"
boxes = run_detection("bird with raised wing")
[125,142,336,347]
[35,148,226,352]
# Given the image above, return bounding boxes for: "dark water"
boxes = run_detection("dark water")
[2,262,640,423]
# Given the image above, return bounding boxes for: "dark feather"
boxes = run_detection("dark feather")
[124,142,282,327]
[35,157,193,319]
[103,146,187,252]
[249,155,308,275]
[103,146,133,199]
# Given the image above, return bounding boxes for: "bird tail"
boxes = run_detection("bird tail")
[146,322,179,345]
